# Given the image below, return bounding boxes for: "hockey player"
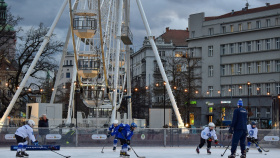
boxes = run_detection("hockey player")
[107,120,119,151]
[246,121,262,153]
[196,122,219,154]
[15,120,39,157]
[228,99,248,158]
[117,122,137,157]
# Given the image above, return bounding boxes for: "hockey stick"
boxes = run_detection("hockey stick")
[120,132,145,158]
[101,142,107,153]
[252,140,270,152]
[221,140,232,157]
[40,145,71,158]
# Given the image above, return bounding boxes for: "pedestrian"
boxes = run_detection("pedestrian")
[228,99,248,158]
[38,114,49,144]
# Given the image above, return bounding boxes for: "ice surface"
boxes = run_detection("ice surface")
[1,147,279,158]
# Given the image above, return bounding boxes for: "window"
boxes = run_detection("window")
[266,39,271,50]
[231,86,235,96]
[230,44,234,54]
[222,26,226,33]
[208,65,213,77]
[239,85,243,95]
[70,60,72,65]
[238,42,243,53]
[247,22,251,29]
[209,28,214,35]
[276,18,279,25]
[208,86,213,97]
[231,64,234,75]
[266,83,270,94]
[256,108,260,117]
[66,72,70,78]
[230,25,234,32]
[221,86,225,97]
[247,63,252,74]
[257,62,261,73]
[276,83,280,94]
[208,46,213,57]
[238,24,243,31]
[221,65,225,76]
[248,84,252,96]
[276,38,280,49]
[66,60,68,65]
[176,64,181,72]
[191,31,195,38]
[247,41,252,52]
[175,52,183,57]
[221,45,225,55]
[159,51,165,57]
[276,60,280,72]
[265,61,270,72]
[238,63,242,74]
[190,49,194,57]
[256,40,261,51]
[266,19,271,27]
[256,21,261,28]
[209,107,213,113]
[257,84,261,95]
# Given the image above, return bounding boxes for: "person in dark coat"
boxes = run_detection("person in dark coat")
[228,99,248,158]
[38,114,49,144]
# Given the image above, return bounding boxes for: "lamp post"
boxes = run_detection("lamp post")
[156,82,167,128]
[247,81,251,121]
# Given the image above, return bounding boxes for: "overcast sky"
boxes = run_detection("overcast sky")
[7,0,280,51]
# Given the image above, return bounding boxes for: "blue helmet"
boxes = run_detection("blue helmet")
[251,121,256,128]
[131,122,137,128]
[237,98,243,106]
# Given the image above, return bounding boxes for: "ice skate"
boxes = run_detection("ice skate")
[196,147,200,154]
[228,154,236,158]
[240,154,246,158]
[119,151,124,157]
[257,148,262,153]
[21,151,29,157]
[128,147,131,151]
[16,151,24,157]
[113,146,116,152]
[246,148,249,152]
[207,148,211,154]
[123,152,130,158]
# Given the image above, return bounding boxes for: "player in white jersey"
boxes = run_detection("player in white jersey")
[246,121,262,153]
[15,120,38,157]
[196,122,219,154]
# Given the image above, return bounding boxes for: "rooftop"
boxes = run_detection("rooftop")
[159,27,189,47]
[205,3,280,21]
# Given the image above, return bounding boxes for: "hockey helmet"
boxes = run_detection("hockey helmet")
[131,122,137,128]
[208,122,215,127]
[28,120,35,127]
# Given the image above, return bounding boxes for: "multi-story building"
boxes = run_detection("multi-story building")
[131,27,190,126]
[187,3,280,128]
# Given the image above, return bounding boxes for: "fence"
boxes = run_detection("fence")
[0,127,279,148]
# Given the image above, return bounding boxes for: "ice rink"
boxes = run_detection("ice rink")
[1,147,279,158]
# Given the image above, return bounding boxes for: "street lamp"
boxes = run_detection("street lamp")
[247,81,251,121]
[156,82,167,128]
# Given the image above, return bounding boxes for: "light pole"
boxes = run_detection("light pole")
[247,81,251,121]
[163,82,166,128]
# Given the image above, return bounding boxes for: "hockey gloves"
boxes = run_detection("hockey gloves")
[207,138,212,142]
[228,127,234,134]
[118,127,123,132]
[107,131,111,138]
[33,140,39,146]
[214,139,219,144]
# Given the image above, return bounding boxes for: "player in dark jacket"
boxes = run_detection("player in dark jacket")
[228,99,248,158]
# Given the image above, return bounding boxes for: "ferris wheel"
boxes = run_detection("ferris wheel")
[0,0,185,128]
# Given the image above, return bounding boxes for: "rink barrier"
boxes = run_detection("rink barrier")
[0,127,279,148]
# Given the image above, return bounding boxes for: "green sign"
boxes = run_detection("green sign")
[185,101,197,105]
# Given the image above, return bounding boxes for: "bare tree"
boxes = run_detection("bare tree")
[0,23,63,117]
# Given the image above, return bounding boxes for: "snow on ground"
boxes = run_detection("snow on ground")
[1,147,279,158]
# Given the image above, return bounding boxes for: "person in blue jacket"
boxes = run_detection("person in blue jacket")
[117,122,137,157]
[107,120,119,151]
[228,99,248,158]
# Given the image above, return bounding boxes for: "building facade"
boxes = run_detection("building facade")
[187,3,280,128]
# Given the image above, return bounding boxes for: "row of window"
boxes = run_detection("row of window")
[208,38,280,56]
[64,60,73,66]
[207,83,280,97]
[218,60,280,76]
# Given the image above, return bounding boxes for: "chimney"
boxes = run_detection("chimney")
[186,28,189,31]
[231,10,234,15]
[166,27,169,32]
[266,3,270,7]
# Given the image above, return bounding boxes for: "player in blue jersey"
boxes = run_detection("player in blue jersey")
[246,121,262,153]
[117,122,137,157]
[15,120,38,157]
[228,99,248,158]
[107,120,119,151]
